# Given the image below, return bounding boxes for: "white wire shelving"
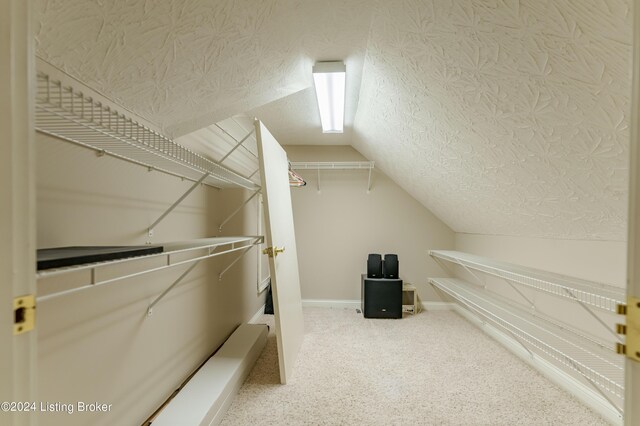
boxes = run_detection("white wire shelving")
[429,250,625,313]
[289,161,374,192]
[430,277,624,415]
[37,236,263,310]
[35,72,258,190]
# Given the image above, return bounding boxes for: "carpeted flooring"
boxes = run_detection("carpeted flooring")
[220,307,609,425]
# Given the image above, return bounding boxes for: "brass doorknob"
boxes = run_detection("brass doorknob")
[262,246,285,257]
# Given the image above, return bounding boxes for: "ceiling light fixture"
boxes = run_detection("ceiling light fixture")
[312,61,346,133]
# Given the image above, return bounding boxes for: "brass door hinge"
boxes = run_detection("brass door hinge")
[616,296,640,362]
[14,295,35,335]
[262,246,285,258]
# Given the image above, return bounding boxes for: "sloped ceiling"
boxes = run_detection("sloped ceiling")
[352,0,631,240]
[35,0,632,240]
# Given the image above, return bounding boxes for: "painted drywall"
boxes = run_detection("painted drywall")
[36,132,264,426]
[455,233,626,287]
[283,145,454,303]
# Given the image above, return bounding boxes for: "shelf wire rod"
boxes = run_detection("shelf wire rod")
[218,244,256,281]
[434,280,624,381]
[147,172,210,237]
[501,278,536,310]
[459,262,486,288]
[214,123,258,159]
[147,260,201,316]
[218,190,261,231]
[248,168,260,179]
[432,257,456,277]
[562,287,624,344]
[219,128,257,163]
[577,359,624,417]
[451,290,535,359]
[432,281,623,398]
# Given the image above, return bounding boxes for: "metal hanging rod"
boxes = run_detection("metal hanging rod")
[289,161,374,170]
[35,72,259,191]
[430,277,624,416]
[37,236,263,302]
[429,250,625,313]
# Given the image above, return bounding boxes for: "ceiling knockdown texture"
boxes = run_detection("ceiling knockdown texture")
[35,0,632,240]
[353,0,631,240]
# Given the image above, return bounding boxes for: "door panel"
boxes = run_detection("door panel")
[255,120,304,384]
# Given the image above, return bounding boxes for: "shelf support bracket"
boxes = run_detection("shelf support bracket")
[218,190,260,231]
[561,288,624,343]
[219,129,256,164]
[367,165,373,193]
[148,172,210,238]
[147,260,201,316]
[317,169,321,192]
[460,263,487,289]
[501,278,536,310]
[219,245,256,281]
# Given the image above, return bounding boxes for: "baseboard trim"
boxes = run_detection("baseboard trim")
[451,304,623,425]
[248,304,266,324]
[302,299,361,309]
[420,301,454,311]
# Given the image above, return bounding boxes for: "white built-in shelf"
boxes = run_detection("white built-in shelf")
[35,72,258,190]
[37,236,263,303]
[430,277,624,414]
[429,250,625,313]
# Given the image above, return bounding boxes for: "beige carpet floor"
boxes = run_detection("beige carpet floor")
[220,307,609,426]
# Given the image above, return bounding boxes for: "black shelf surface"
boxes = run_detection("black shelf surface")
[37,246,164,271]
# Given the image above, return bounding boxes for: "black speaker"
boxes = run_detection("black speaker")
[383,254,399,278]
[367,253,383,278]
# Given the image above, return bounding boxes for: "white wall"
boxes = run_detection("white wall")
[284,145,455,303]
[36,132,264,426]
[455,233,626,287]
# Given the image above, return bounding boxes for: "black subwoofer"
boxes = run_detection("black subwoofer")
[361,274,402,318]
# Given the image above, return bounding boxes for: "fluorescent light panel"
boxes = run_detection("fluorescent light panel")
[313,62,346,133]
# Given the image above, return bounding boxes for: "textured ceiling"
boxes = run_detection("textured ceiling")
[36,0,632,240]
[35,0,373,138]
[353,0,631,240]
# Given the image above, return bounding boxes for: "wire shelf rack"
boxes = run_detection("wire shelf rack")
[37,236,263,302]
[430,250,625,313]
[35,72,258,190]
[289,161,374,170]
[430,277,624,415]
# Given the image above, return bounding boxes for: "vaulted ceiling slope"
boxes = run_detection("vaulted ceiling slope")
[35,0,632,240]
[353,0,631,240]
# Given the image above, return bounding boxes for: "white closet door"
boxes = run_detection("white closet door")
[0,1,37,422]
[255,120,304,384]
